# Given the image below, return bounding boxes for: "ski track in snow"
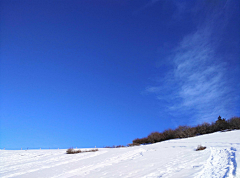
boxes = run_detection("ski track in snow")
[53,148,146,178]
[195,147,237,178]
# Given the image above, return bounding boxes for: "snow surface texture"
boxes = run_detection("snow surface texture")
[1,130,240,178]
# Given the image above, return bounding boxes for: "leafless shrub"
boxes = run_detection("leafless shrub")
[66,148,75,154]
[132,137,150,145]
[66,148,98,154]
[127,143,140,147]
[185,127,197,137]
[195,122,211,135]
[196,145,206,151]
[212,116,229,131]
[130,116,239,146]
[87,149,98,152]
[104,145,126,148]
[147,132,163,143]
[175,126,191,138]
[228,117,240,129]
[162,129,176,140]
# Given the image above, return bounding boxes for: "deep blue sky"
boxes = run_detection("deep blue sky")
[1,0,239,149]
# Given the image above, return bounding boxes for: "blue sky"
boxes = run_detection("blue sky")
[1,0,239,149]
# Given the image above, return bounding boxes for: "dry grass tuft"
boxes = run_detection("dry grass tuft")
[196,145,206,151]
[66,148,98,154]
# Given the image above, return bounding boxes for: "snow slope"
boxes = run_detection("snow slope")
[1,130,240,178]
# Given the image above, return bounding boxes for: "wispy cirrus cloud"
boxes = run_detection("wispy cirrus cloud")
[169,28,227,123]
[146,0,238,124]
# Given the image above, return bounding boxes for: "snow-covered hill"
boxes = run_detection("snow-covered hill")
[1,130,240,178]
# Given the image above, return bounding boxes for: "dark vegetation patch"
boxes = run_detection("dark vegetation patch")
[130,116,240,146]
[127,143,141,147]
[66,116,239,151]
[104,145,126,148]
[66,148,98,154]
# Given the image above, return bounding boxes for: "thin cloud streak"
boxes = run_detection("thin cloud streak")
[147,0,236,124]
[168,27,227,123]
[173,32,225,116]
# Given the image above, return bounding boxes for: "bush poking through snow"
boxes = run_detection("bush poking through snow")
[66,148,98,154]
[66,148,75,154]
[127,143,140,147]
[104,145,126,148]
[196,145,206,151]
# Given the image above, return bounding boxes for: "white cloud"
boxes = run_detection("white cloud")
[146,1,237,124]
[168,28,229,123]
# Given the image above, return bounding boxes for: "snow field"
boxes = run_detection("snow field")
[0,130,239,178]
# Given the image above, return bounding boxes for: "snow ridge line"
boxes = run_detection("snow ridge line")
[195,147,237,178]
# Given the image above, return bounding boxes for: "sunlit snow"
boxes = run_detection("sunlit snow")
[1,130,239,178]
